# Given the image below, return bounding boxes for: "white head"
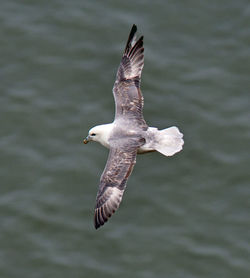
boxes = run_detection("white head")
[83,123,113,148]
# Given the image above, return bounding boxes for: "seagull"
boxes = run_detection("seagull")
[83,25,184,229]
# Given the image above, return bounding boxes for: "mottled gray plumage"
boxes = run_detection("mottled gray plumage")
[84,25,184,229]
[94,25,146,229]
[95,137,145,228]
[113,24,147,129]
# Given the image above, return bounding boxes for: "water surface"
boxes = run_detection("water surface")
[1,1,250,277]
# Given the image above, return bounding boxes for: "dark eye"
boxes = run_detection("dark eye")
[91,133,96,136]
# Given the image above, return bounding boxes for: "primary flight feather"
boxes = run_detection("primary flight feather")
[84,25,184,229]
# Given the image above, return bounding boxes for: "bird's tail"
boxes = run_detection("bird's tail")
[154,126,184,156]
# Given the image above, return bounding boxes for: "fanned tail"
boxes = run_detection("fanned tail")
[154,126,184,157]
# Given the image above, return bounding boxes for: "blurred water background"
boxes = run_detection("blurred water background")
[1,0,250,277]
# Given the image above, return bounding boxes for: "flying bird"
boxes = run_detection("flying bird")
[84,25,184,229]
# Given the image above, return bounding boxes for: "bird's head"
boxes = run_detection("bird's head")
[83,124,113,147]
[83,126,100,144]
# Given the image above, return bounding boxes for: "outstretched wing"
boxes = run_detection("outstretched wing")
[94,137,145,229]
[113,24,147,130]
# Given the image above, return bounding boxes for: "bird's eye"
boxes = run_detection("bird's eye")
[91,133,96,136]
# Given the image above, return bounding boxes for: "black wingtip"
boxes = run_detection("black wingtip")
[124,24,138,54]
[94,213,101,229]
[94,208,108,229]
[131,24,137,33]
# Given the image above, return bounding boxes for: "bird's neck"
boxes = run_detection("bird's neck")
[98,123,114,149]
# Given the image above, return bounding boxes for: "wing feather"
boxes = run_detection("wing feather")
[94,138,144,229]
[113,25,147,130]
[94,26,148,229]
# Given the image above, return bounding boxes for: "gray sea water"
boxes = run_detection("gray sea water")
[1,1,250,277]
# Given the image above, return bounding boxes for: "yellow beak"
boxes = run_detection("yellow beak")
[83,136,90,144]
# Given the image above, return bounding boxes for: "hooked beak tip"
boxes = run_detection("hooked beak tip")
[83,138,89,144]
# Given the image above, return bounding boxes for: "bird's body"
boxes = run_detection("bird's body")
[84,25,184,229]
[89,122,183,156]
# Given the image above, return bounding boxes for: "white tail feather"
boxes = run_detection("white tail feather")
[155,126,184,156]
